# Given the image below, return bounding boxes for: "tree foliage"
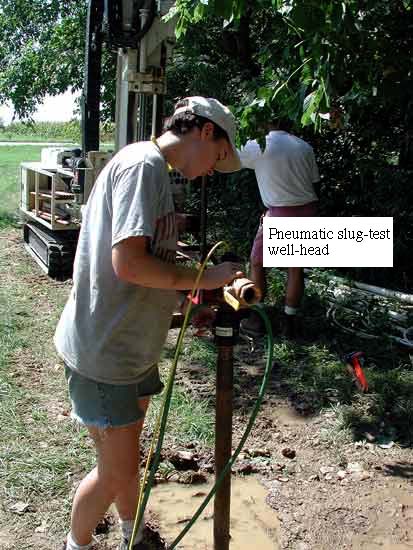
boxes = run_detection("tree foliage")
[2,0,411,152]
[0,0,85,118]
[0,0,412,286]
[171,1,412,151]
[0,0,117,120]
[169,0,413,288]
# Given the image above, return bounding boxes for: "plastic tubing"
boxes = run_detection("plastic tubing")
[129,265,274,550]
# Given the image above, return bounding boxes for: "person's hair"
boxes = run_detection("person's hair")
[164,99,229,141]
[269,116,293,132]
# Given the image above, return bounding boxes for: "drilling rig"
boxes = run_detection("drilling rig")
[20,0,177,278]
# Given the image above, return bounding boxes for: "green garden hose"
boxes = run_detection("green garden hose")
[129,247,274,550]
[168,304,273,549]
[129,242,223,549]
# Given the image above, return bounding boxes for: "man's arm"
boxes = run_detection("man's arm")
[112,236,243,290]
[238,139,262,170]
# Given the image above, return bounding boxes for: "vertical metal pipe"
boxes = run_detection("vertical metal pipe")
[214,305,235,550]
[114,49,124,152]
[200,175,208,261]
[151,94,158,138]
[137,7,151,142]
[81,0,103,155]
[139,8,150,72]
[138,94,149,141]
[115,49,135,151]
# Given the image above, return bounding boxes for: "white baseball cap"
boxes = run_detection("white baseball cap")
[172,96,242,173]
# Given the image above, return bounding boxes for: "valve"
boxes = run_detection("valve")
[224,277,262,311]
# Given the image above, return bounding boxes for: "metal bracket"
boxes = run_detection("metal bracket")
[128,70,167,94]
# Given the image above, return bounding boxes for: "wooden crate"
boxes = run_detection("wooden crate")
[20,162,79,231]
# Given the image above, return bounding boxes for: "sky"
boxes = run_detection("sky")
[0,89,80,125]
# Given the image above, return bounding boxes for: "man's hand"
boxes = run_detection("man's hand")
[191,305,216,330]
[113,236,244,291]
[201,262,244,290]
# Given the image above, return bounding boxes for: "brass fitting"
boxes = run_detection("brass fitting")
[223,278,262,311]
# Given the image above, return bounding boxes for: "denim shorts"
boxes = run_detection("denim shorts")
[65,365,164,428]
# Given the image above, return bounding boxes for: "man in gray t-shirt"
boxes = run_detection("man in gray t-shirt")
[56,97,242,550]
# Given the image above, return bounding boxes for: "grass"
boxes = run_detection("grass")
[153,336,218,446]
[266,268,413,444]
[0,231,93,541]
[273,340,354,401]
[182,337,217,372]
[147,384,215,446]
[0,145,43,225]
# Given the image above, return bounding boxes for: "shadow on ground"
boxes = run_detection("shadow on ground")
[382,461,413,479]
[176,287,413,447]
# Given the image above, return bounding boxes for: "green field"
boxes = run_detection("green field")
[0,143,117,228]
[0,145,43,226]
[0,121,114,145]
[0,134,76,143]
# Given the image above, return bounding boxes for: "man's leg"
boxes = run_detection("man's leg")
[250,261,266,301]
[283,267,304,337]
[240,217,272,336]
[69,398,149,546]
[286,267,304,309]
[249,215,267,300]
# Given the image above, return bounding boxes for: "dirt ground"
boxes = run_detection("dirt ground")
[170,335,413,550]
[1,229,412,550]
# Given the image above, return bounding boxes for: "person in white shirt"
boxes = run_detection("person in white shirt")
[238,120,319,337]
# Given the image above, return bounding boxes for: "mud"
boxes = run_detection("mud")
[149,477,280,549]
[350,486,413,550]
[271,403,315,427]
[1,229,413,550]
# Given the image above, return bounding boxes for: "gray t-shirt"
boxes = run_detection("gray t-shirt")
[54,142,177,384]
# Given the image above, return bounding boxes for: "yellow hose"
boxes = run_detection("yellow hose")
[128,241,224,549]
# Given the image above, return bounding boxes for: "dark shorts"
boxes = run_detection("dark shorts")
[65,365,164,429]
[251,202,318,266]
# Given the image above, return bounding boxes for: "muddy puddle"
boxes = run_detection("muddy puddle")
[272,403,315,426]
[350,485,413,550]
[149,476,280,549]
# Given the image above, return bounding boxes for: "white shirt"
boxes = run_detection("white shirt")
[238,131,319,207]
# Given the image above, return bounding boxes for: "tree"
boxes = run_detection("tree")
[171,0,413,164]
[0,0,83,118]
[3,0,411,159]
[169,0,413,288]
[0,0,117,120]
[1,0,411,285]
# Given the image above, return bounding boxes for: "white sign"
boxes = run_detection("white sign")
[263,217,393,267]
